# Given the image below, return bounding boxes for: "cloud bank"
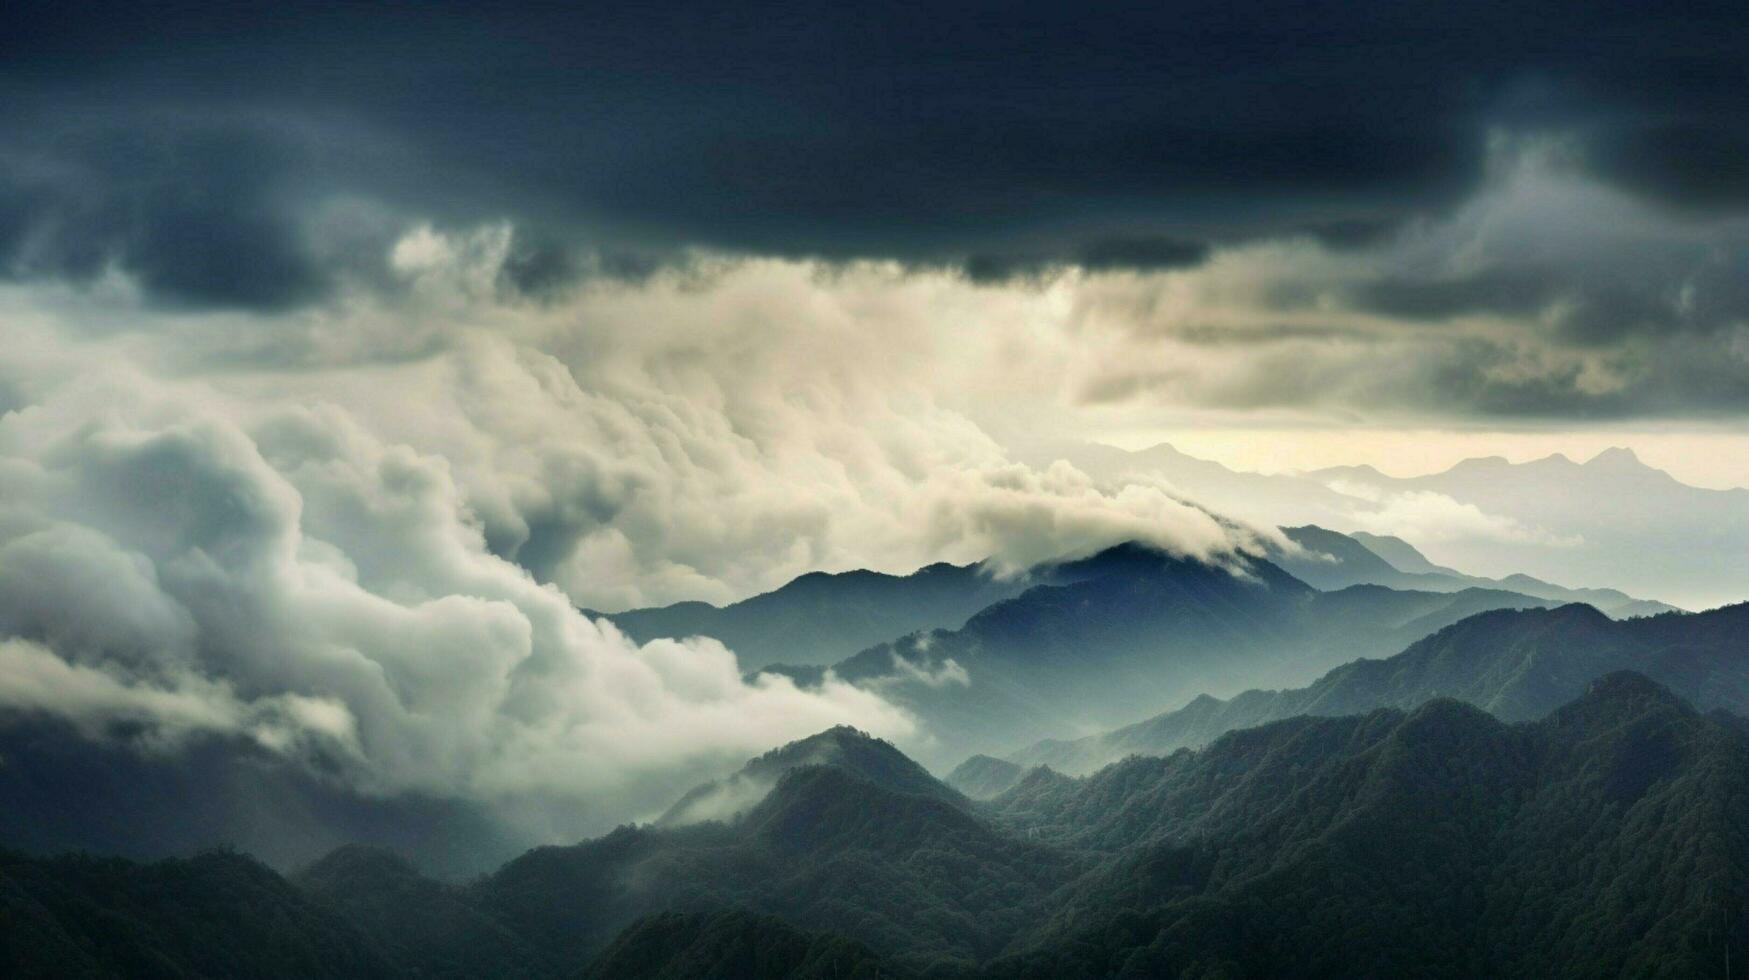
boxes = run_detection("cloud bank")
[0,230,1274,835]
[0,359,922,813]
[6,1,1749,309]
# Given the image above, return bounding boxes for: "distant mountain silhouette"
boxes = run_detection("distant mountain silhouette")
[1274,524,1679,617]
[1008,600,1749,775]
[1310,446,1749,609]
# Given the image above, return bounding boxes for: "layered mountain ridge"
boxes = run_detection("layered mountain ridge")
[6,671,1747,978]
[775,541,1567,765]
[998,599,1749,781]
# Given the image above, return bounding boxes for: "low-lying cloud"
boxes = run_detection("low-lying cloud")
[1338,488,1582,548]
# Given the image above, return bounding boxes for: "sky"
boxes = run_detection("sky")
[3,0,1749,837]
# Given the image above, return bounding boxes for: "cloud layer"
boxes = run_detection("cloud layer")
[0,230,1277,833]
[5,0,1748,310]
[1055,145,1749,421]
[0,355,928,817]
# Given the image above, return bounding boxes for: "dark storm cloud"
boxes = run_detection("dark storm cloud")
[1076,237,1212,274]
[1177,332,1749,420]
[1349,268,1563,322]
[496,234,672,300]
[1335,248,1749,346]
[4,0,1747,310]
[0,120,330,312]
[1589,120,1749,211]
[962,236,1211,284]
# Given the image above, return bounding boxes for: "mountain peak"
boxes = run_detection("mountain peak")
[1448,455,1512,472]
[1139,441,1194,459]
[743,764,981,853]
[659,725,959,826]
[947,754,1025,799]
[1547,671,1693,731]
[994,764,1078,806]
[745,725,913,772]
[1583,670,1683,703]
[1584,446,1649,470]
[1543,601,1614,628]
[293,844,424,893]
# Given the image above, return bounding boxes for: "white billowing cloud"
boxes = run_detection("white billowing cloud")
[0,359,917,824]
[912,460,1260,577]
[147,236,1266,611]
[0,229,1273,831]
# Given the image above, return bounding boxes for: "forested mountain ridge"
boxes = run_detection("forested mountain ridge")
[1005,599,1749,779]
[0,849,397,979]
[978,671,1749,978]
[658,725,964,826]
[0,717,524,879]
[579,910,896,980]
[5,675,1747,978]
[946,755,1026,800]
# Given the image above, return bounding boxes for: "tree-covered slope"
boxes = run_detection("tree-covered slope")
[946,755,1026,799]
[292,845,550,978]
[0,717,525,879]
[983,672,1749,979]
[660,725,963,826]
[0,850,395,979]
[579,909,898,980]
[9,676,1749,978]
[466,761,1069,973]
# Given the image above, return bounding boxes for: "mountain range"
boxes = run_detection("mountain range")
[0,523,1610,876]
[597,490,1681,673]
[0,517,1687,879]
[764,542,1569,767]
[1043,441,1749,610]
[5,672,1746,978]
[594,561,1026,670]
[1270,525,1678,618]
[992,599,1749,781]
